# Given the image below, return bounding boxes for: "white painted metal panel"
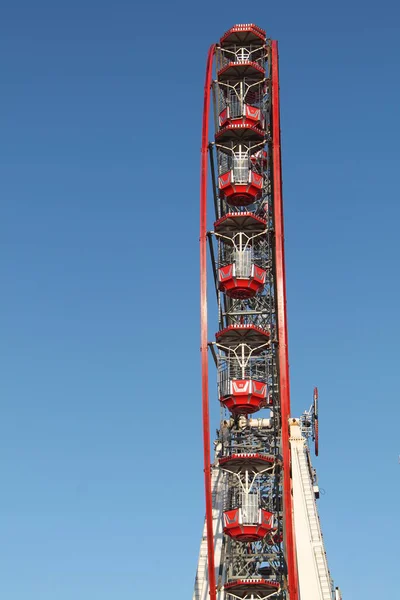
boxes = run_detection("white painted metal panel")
[290,420,333,600]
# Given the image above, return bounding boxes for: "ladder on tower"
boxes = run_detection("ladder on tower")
[290,420,333,600]
[193,464,225,600]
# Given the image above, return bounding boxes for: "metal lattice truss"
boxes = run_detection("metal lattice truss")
[224,537,283,582]
[204,29,289,600]
[213,420,286,590]
[217,422,278,456]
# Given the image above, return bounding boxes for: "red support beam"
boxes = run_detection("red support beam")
[200,43,217,600]
[271,40,299,600]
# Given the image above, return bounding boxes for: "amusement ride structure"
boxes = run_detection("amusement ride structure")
[194,24,342,600]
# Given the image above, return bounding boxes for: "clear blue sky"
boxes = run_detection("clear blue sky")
[1,1,399,598]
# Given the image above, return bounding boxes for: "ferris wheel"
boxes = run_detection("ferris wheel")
[196,23,341,600]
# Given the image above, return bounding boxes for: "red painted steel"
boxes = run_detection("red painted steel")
[271,40,299,600]
[200,43,217,600]
[219,379,269,415]
[223,508,274,542]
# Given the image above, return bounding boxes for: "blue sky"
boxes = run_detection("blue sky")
[1,1,399,598]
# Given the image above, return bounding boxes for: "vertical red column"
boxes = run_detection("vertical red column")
[271,40,299,600]
[200,43,217,600]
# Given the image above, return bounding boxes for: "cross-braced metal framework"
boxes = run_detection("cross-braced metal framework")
[204,24,290,600]
[198,24,299,600]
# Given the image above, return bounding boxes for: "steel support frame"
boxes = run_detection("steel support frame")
[200,43,217,600]
[200,36,299,600]
[270,40,299,600]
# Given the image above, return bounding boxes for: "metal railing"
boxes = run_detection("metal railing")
[216,80,265,120]
[241,491,259,524]
[217,353,270,398]
[227,94,242,119]
[234,249,252,277]
[232,156,249,183]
